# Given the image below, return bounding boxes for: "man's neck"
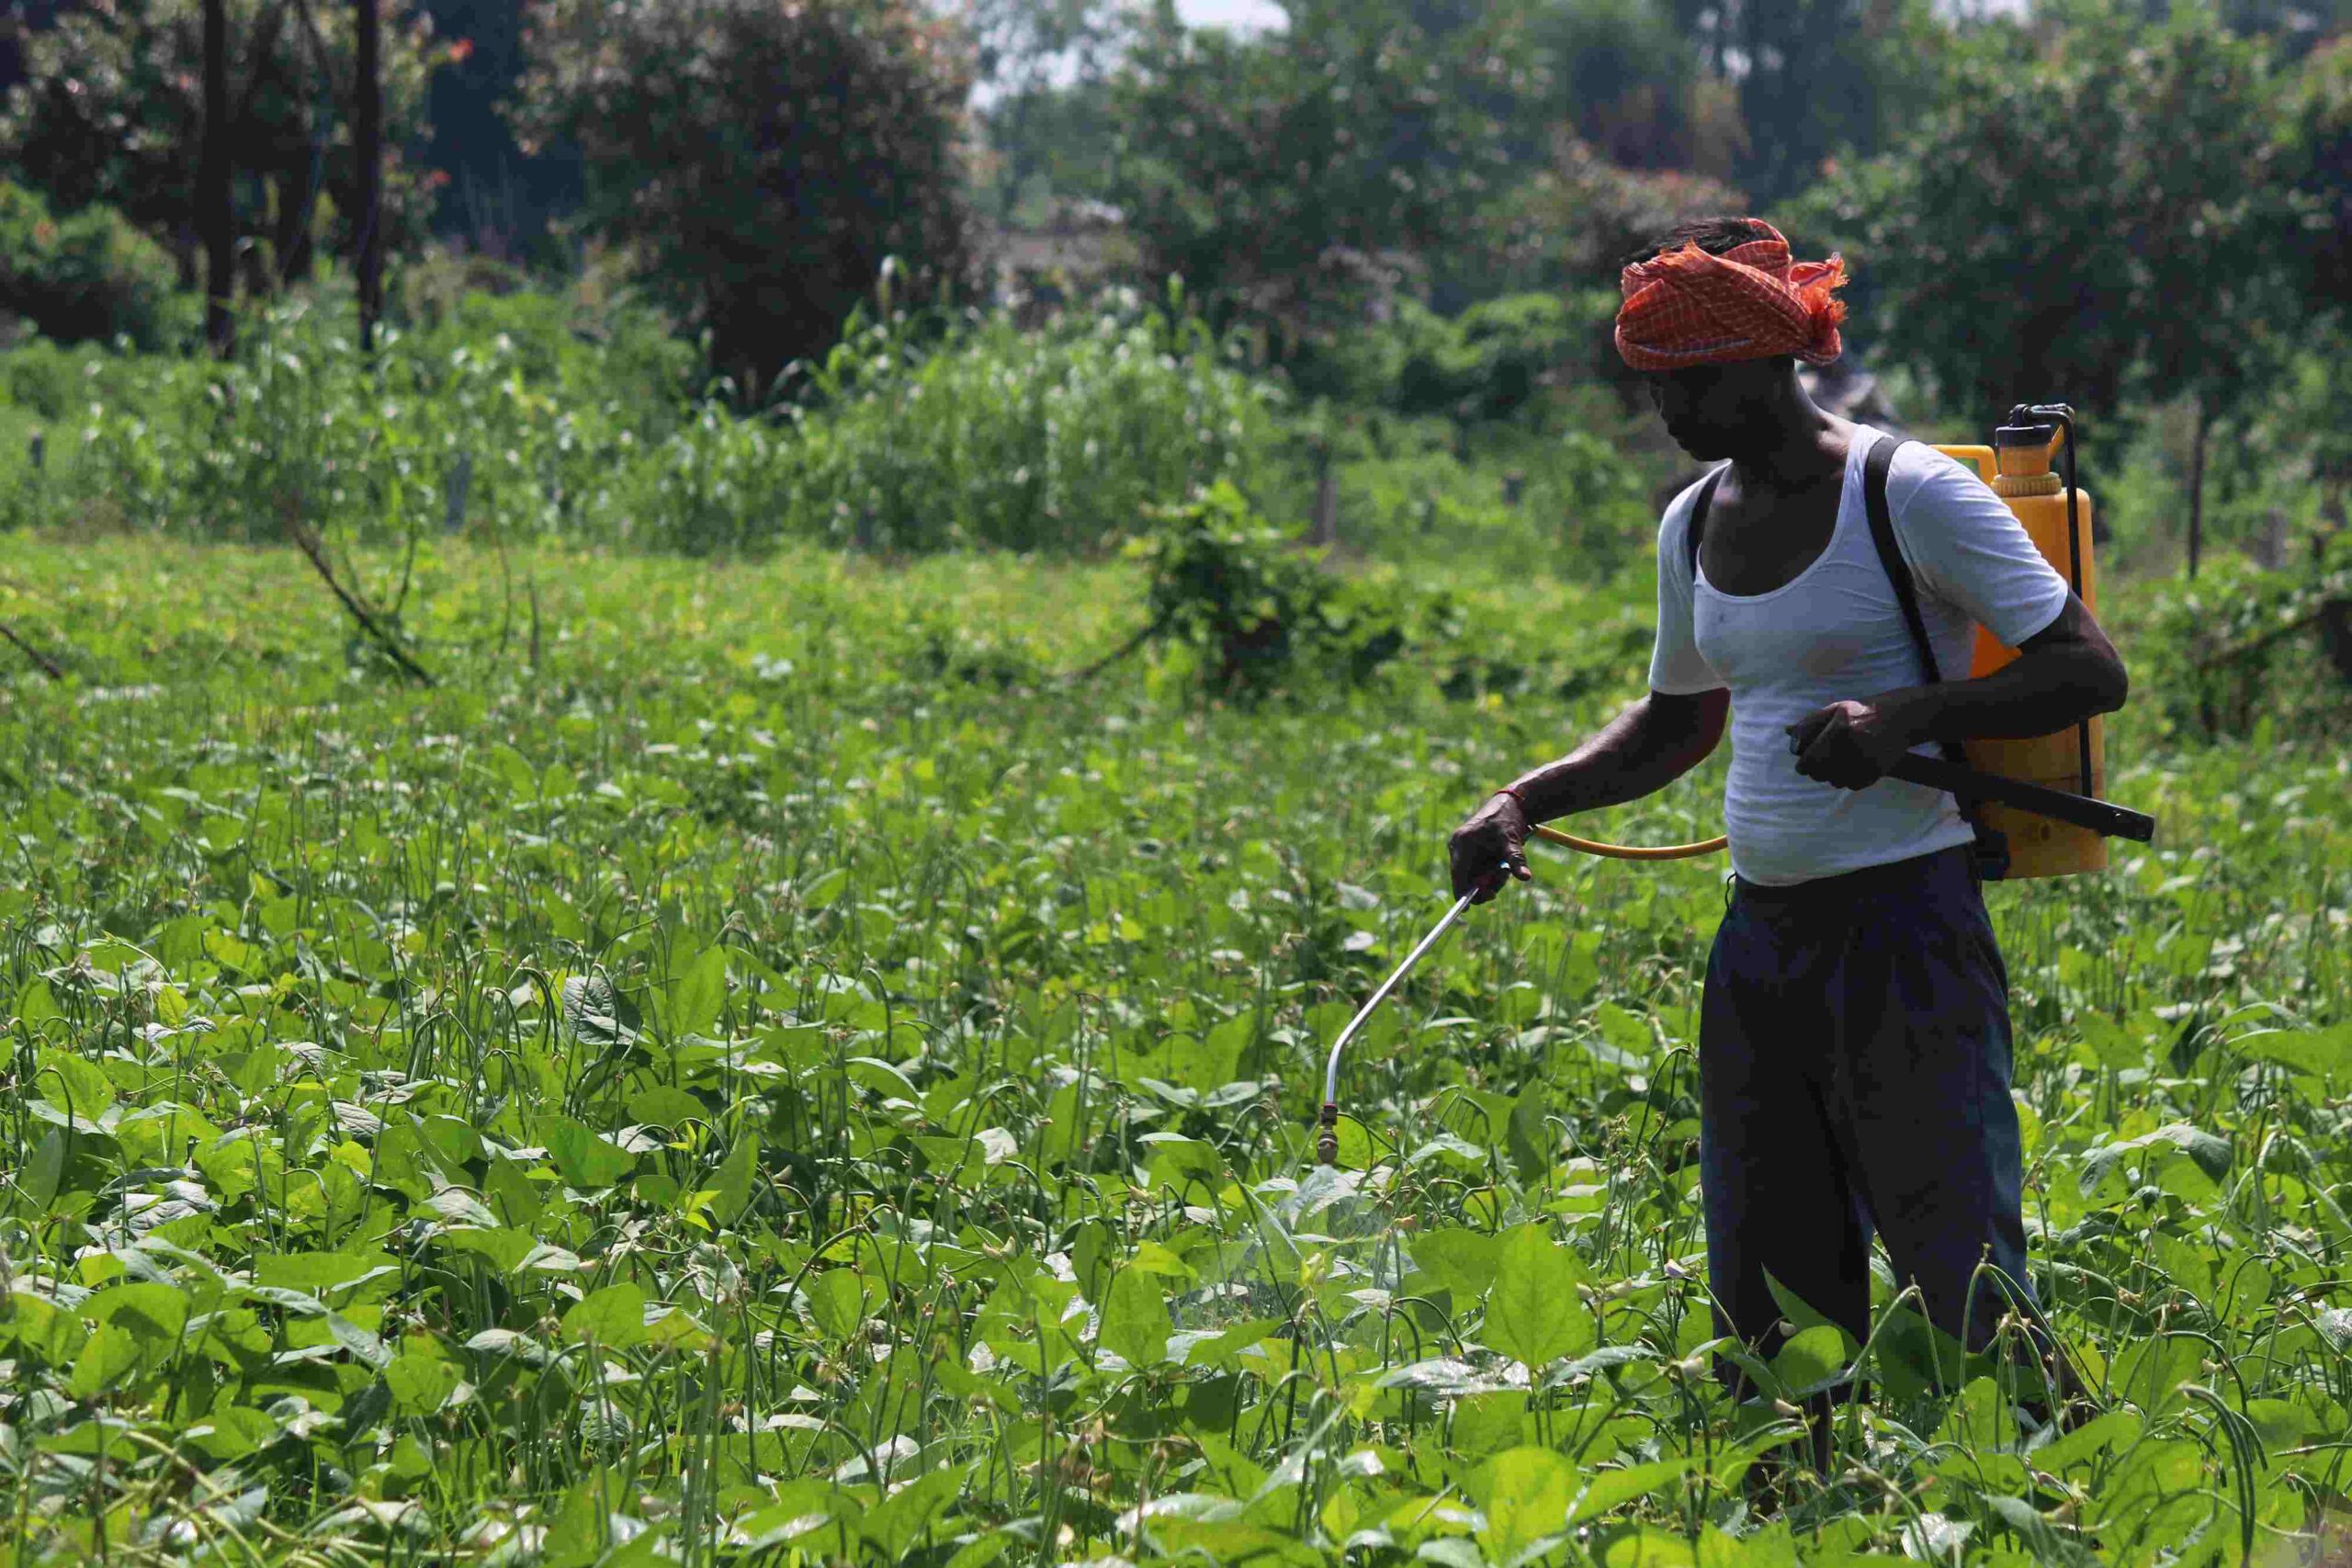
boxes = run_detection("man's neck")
[1726,391,1851,497]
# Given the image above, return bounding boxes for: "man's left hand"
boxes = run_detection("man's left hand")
[1786,697,1922,790]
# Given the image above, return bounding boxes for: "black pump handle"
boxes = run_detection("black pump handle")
[1887,754,2155,844]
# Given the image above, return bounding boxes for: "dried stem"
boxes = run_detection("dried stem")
[283,503,435,685]
[0,621,63,682]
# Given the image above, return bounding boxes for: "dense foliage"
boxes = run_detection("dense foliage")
[0,181,190,349]
[1104,0,1544,335]
[0,1,2349,1551]
[0,289,1272,556]
[508,0,976,399]
[0,0,445,287]
[1123,480,1442,699]
[1786,2,2308,438]
[0,531,2345,1564]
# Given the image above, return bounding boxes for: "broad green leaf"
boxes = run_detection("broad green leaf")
[23,1128,65,1211]
[68,1323,141,1398]
[862,1462,967,1557]
[709,1132,760,1224]
[1448,1391,1529,1462]
[5,1292,88,1367]
[1408,1227,1499,1302]
[1101,1266,1170,1369]
[1770,1325,1850,1397]
[386,1352,462,1416]
[564,1281,650,1348]
[805,1270,868,1341]
[87,1282,188,1347]
[628,1085,707,1131]
[2235,1023,2349,1086]
[1483,1224,1594,1370]
[656,944,728,1039]
[1567,1458,1699,1525]
[182,1405,280,1461]
[1475,1446,1575,1565]
[547,1117,638,1188]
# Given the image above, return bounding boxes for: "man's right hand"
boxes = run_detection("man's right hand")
[1450,792,1534,903]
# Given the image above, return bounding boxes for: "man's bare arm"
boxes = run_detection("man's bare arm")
[1788,595,2127,790]
[1449,687,1729,900]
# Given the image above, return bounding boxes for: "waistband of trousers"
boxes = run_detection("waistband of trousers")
[1731,844,1973,910]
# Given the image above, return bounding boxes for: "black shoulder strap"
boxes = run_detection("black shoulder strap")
[1683,465,1729,583]
[1864,434,2008,874]
[1860,436,1944,685]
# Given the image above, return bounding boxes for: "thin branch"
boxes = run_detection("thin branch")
[2192,607,2324,671]
[0,622,64,682]
[283,505,435,685]
[1061,612,1169,686]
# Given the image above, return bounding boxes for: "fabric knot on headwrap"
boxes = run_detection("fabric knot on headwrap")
[1614,220,1849,371]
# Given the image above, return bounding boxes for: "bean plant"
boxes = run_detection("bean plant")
[0,527,2343,1567]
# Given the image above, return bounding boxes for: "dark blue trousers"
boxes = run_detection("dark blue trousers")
[1699,844,2035,1375]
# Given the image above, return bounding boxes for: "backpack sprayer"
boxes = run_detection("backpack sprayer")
[1315,405,2157,1166]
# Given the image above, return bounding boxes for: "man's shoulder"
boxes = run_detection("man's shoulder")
[1655,467,1723,546]
[1881,437,1988,511]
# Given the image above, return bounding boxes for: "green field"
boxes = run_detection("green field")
[0,531,2346,1566]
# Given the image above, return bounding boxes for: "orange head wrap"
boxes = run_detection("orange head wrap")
[1613,220,1849,371]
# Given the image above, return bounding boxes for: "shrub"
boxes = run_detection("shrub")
[6,288,684,545]
[0,183,192,349]
[509,0,975,399]
[4,284,1263,556]
[1394,294,1580,424]
[2129,537,2352,743]
[1126,480,1435,702]
[729,292,1275,555]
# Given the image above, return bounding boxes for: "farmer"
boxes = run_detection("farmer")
[1448,218,2127,1422]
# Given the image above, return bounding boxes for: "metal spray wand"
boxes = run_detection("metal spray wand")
[1317,861,1509,1166]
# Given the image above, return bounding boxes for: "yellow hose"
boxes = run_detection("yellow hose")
[1530,822,1726,861]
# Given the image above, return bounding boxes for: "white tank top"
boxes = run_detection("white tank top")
[1646,429,2072,886]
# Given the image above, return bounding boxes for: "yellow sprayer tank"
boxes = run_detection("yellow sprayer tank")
[1931,412,2103,879]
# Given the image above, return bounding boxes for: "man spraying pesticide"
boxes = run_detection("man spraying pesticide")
[1441,218,2132,1452]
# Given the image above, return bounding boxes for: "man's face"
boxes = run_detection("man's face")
[1644,361,1778,460]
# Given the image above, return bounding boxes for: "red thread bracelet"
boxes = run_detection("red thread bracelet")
[1493,785,1531,816]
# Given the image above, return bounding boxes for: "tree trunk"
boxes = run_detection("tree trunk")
[1310,442,1338,547]
[355,0,383,353]
[201,0,234,356]
[2185,397,2210,581]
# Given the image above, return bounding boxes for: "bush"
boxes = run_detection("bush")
[3,284,1264,556]
[510,0,975,398]
[0,183,191,350]
[3,288,688,544]
[710,291,1275,555]
[1292,291,1620,427]
[1126,480,1437,702]
[2129,537,2352,743]
[1395,294,1581,424]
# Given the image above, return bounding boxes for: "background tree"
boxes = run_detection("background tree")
[0,0,444,288]
[509,0,975,400]
[1527,0,1730,176]
[962,0,1131,223]
[1105,0,1544,347]
[202,0,232,354]
[355,0,381,350]
[411,0,582,259]
[1788,0,2301,570]
[2272,39,2352,541]
[1724,0,1945,209]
